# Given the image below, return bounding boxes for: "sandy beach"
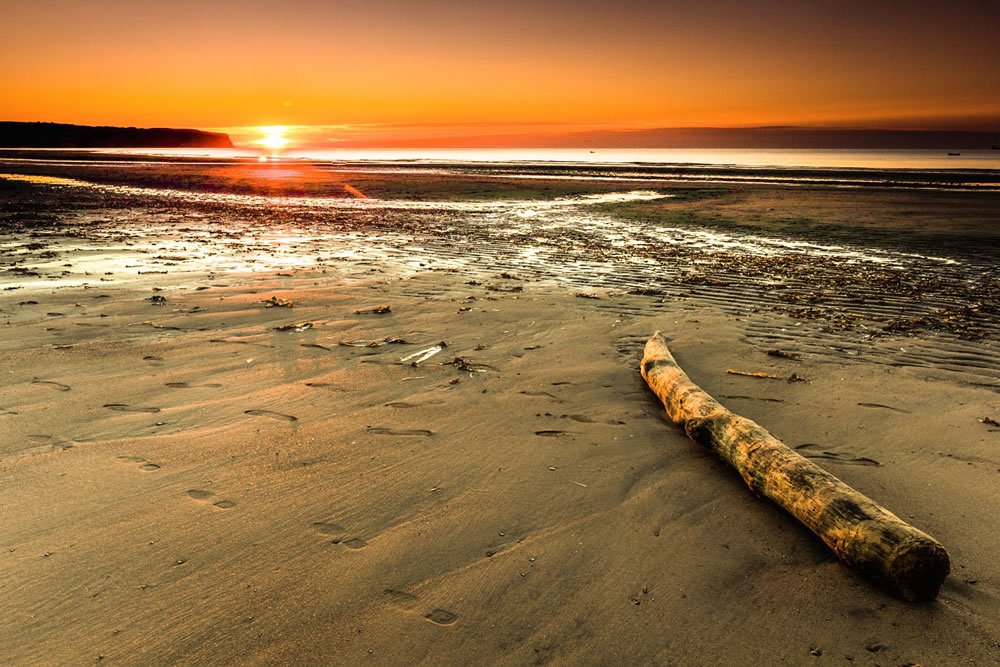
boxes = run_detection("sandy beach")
[2,157,1000,664]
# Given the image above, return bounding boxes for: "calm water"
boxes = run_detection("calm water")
[90,147,1000,171]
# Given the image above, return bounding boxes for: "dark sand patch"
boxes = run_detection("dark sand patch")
[244,409,297,422]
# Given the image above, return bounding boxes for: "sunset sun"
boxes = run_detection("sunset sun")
[255,126,289,150]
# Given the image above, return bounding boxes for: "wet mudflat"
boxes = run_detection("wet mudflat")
[4,159,1000,383]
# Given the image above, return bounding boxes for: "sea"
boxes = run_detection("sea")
[87,147,1000,170]
[6,147,986,192]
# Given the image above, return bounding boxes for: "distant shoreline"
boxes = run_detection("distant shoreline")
[325,125,1000,151]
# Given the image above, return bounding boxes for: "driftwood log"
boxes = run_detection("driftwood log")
[640,332,949,601]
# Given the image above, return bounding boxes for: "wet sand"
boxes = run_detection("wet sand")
[2,162,1000,664]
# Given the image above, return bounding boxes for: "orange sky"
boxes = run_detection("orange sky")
[2,0,998,143]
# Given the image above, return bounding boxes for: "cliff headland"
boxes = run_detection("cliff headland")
[0,122,232,148]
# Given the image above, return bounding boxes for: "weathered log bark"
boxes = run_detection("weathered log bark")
[641,331,949,601]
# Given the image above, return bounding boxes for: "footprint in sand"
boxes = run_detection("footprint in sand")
[564,414,595,423]
[105,404,161,413]
[384,400,446,409]
[383,589,419,609]
[25,434,74,451]
[520,390,565,403]
[186,489,237,509]
[795,443,881,466]
[116,456,161,471]
[559,414,626,425]
[210,338,274,348]
[312,521,365,547]
[366,427,433,436]
[32,379,71,392]
[304,382,349,391]
[425,609,458,626]
[312,521,345,535]
[857,402,911,414]
[25,434,74,452]
[244,409,298,422]
[335,537,368,550]
[720,394,785,404]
